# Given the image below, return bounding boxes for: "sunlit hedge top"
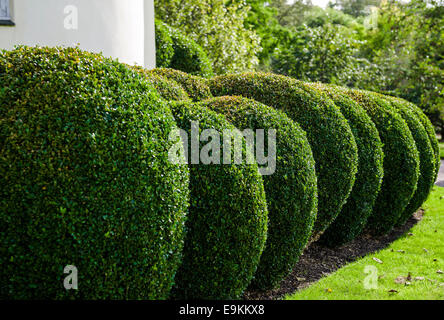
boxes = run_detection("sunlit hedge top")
[200,95,318,290]
[131,65,191,102]
[313,83,384,247]
[383,95,436,225]
[149,68,213,102]
[342,88,420,235]
[209,72,358,241]
[0,46,189,299]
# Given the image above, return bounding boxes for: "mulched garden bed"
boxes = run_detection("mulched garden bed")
[244,210,424,300]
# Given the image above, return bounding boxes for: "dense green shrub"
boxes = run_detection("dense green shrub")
[403,100,440,181]
[149,68,213,102]
[0,46,189,299]
[209,73,358,241]
[382,95,436,224]
[342,88,420,234]
[154,19,174,68]
[169,101,268,299]
[131,65,191,101]
[154,21,213,77]
[200,96,318,290]
[313,84,384,247]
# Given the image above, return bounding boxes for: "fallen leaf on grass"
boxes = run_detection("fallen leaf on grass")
[414,277,425,281]
[437,270,443,274]
[395,276,406,284]
[396,250,405,253]
[373,257,383,264]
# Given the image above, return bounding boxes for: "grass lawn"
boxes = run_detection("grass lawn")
[286,186,444,300]
[440,142,444,159]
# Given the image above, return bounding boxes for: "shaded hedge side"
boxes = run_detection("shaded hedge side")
[169,101,268,299]
[200,96,318,290]
[383,95,436,224]
[208,73,358,241]
[313,83,384,247]
[154,20,213,77]
[342,88,420,235]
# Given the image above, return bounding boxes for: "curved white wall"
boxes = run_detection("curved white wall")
[0,0,155,68]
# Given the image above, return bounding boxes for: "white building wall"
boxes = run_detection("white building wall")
[0,0,155,68]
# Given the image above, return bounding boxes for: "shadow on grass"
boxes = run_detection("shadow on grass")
[244,210,424,300]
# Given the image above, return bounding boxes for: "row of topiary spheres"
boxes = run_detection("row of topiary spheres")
[0,47,438,300]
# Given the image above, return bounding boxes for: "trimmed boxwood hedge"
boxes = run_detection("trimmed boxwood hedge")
[131,65,191,102]
[383,95,436,224]
[169,101,268,299]
[154,19,174,68]
[403,100,440,181]
[342,88,420,235]
[313,84,384,247]
[149,68,213,102]
[154,20,213,77]
[0,46,189,299]
[200,96,318,290]
[209,73,358,241]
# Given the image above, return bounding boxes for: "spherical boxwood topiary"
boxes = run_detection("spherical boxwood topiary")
[209,73,358,241]
[154,19,174,68]
[313,83,384,247]
[342,88,420,235]
[131,65,191,102]
[200,96,318,290]
[403,100,440,181]
[169,101,268,299]
[149,68,213,102]
[0,46,189,299]
[155,21,213,77]
[382,95,436,225]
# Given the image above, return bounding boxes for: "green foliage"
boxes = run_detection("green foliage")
[403,100,441,180]
[342,88,420,234]
[154,19,174,68]
[383,95,436,224]
[148,68,213,102]
[130,65,191,102]
[154,20,213,77]
[200,96,318,289]
[155,0,262,74]
[209,72,358,241]
[271,23,378,88]
[314,83,384,247]
[170,102,268,299]
[0,46,189,299]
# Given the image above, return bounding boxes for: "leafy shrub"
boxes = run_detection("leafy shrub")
[0,46,189,299]
[131,65,190,101]
[209,73,358,241]
[200,96,318,290]
[342,88,420,234]
[169,101,268,299]
[154,21,213,77]
[383,95,436,225]
[403,100,440,181]
[154,19,174,68]
[149,68,213,102]
[313,84,384,247]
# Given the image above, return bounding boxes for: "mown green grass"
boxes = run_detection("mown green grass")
[286,187,444,300]
[439,142,444,159]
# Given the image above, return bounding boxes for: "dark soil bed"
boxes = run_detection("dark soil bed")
[244,210,424,300]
